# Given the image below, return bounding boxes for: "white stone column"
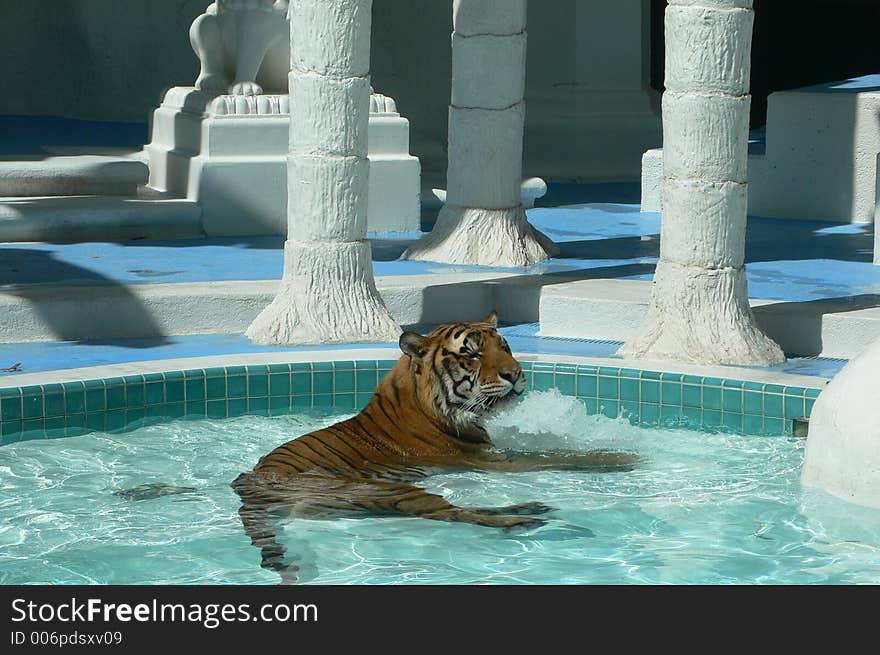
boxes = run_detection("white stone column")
[247,0,400,345]
[403,0,557,267]
[620,0,783,365]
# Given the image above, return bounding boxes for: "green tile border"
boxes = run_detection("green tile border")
[0,359,827,444]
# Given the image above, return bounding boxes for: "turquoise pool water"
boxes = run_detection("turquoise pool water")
[2,390,879,585]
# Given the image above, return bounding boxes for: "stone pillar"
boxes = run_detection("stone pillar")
[403,0,557,267]
[246,0,399,345]
[620,0,783,365]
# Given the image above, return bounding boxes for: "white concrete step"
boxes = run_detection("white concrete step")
[0,273,519,343]
[0,154,149,197]
[539,278,880,360]
[3,270,876,360]
[0,268,591,342]
[42,146,150,163]
[0,195,202,242]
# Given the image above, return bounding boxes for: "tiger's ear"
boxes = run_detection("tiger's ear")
[482,310,498,328]
[399,332,429,359]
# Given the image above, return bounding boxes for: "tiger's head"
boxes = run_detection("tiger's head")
[399,312,525,434]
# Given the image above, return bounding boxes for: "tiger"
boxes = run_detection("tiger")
[231,311,638,582]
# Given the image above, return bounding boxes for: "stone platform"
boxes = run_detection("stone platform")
[145,87,420,236]
[0,154,148,197]
[0,194,202,242]
[539,278,880,360]
[642,74,880,225]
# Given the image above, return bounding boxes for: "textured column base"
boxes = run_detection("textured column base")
[619,261,784,365]
[246,240,400,345]
[402,204,558,267]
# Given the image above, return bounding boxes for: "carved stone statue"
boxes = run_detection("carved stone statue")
[148,0,419,235]
[190,0,290,96]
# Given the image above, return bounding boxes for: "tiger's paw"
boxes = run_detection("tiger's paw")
[475,502,554,516]
[277,565,300,585]
[501,516,547,532]
[498,502,554,516]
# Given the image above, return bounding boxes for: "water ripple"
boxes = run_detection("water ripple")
[1,392,880,584]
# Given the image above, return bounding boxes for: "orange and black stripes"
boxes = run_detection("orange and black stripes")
[232,314,561,581]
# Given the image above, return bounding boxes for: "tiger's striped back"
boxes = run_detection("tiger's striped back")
[253,313,522,481]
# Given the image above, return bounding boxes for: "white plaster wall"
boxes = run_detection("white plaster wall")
[0,0,660,183]
[520,0,661,182]
[0,0,207,122]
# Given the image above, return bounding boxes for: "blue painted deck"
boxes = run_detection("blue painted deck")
[0,325,847,381]
[1,201,876,304]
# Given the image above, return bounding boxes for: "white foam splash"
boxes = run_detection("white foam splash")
[486,389,643,452]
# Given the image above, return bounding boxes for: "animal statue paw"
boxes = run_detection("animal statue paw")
[230,81,264,96]
[195,72,229,93]
[369,92,397,114]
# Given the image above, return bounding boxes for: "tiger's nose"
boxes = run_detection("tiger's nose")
[499,367,522,384]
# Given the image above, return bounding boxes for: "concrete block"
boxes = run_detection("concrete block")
[669,0,753,7]
[642,77,880,223]
[145,86,421,235]
[0,196,202,242]
[367,155,421,233]
[193,157,287,236]
[0,155,148,197]
[640,149,663,212]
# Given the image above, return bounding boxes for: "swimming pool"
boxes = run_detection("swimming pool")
[2,387,878,585]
